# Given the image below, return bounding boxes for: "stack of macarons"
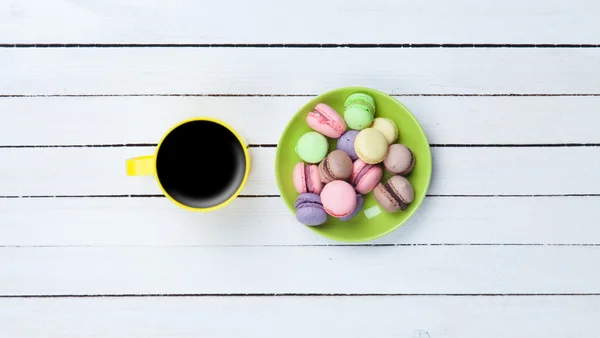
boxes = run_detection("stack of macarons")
[293,93,416,226]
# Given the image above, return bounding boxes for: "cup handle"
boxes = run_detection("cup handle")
[126,155,155,176]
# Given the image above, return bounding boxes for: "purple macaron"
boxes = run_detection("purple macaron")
[339,192,364,221]
[295,193,328,226]
[337,130,360,160]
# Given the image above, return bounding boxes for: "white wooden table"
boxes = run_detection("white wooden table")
[2,1,600,336]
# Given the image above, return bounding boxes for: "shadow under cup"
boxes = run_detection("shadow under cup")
[156,120,248,209]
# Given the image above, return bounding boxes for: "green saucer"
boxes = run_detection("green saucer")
[275,86,432,242]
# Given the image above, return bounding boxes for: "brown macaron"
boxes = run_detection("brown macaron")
[383,144,415,175]
[373,175,415,212]
[319,150,353,184]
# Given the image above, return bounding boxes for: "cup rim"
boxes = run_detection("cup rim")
[153,117,250,212]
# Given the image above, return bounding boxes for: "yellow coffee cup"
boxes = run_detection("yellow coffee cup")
[126,117,250,212]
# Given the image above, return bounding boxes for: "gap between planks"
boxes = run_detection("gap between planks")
[3,43,600,48]
[1,144,600,148]
[1,244,599,248]
[1,194,599,198]
[1,293,600,298]
[2,93,600,98]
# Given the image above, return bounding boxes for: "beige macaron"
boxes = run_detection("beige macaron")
[383,144,415,175]
[373,175,415,212]
[318,150,353,183]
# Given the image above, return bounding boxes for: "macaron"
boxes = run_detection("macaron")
[339,192,364,221]
[384,144,415,175]
[306,103,347,138]
[344,93,376,114]
[344,93,376,130]
[344,106,374,131]
[320,180,357,218]
[336,130,360,160]
[293,162,323,194]
[295,131,328,164]
[373,176,415,212]
[371,117,398,145]
[318,150,353,184]
[295,193,328,226]
[350,159,383,194]
[354,128,388,164]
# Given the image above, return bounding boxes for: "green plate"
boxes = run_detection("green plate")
[275,86,432,242]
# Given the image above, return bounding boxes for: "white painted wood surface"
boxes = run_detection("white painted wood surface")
[3,48,600,95]
[1,0,600,336]
[2,297,599,338]
[1,0,599,44]
[3,246,600,294]
[2,96,600,145]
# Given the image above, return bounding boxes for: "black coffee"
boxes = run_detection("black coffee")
[156,120,247,208]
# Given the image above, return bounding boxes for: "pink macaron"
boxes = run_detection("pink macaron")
[306,103,347,138]
[293,162,323,194]
[350,159,383,194]
[320,180,357,218]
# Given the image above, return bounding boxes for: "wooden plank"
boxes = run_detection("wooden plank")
[1,96,599,145]
[1,196,599,246]
[1,296,598,337]
[3,48,600,95]
[1,0,598,44]
[2,246,600,294]
[0,147,599,196]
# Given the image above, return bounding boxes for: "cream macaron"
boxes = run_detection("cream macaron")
[354,128,388,164]
[371,117,398,145]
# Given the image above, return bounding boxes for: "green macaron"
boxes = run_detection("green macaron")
[295,131,329,163]
[344,106,374,130]
[344,93,376,130]
[344,93,376,115]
